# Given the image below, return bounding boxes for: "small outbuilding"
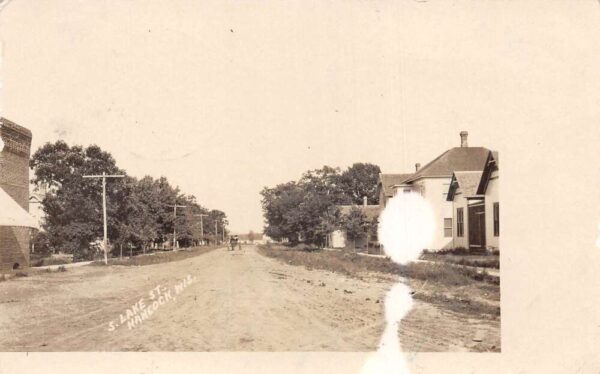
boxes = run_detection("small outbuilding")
[330,200,381,250]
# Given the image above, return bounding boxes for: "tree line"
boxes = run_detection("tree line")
[260,163,381,247]
[30,141,228,260]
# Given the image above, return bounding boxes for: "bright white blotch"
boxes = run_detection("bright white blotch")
[362,192,434,374]
[378,192,435,264]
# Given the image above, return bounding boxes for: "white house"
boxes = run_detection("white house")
[446,171,484,249]
[446,151,499,251]
[377,131,490,250]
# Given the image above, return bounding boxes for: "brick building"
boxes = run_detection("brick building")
[0,117,36,271]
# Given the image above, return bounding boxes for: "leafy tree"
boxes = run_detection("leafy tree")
[295,166,348,244]
[260,164,381,246]
[32,231,51,256]
[206,209,228,244]
[176,194,210,247]
[339,163,381,205]
[260,181,305,243]
[340,206,370,251]
[30,141,126,260]
[316,205,342,248]
[299,166,347,204]
[112,176,160,254]
[30,141,228,258]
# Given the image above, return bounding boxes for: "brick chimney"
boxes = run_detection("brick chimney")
[0,118,32,209]
[415,163,421,171]
[460,131,469,147]
[363,196,368,207]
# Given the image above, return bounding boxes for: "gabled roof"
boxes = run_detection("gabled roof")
[338,205,382,221]
[447,171,484,201]
[455,171,484,196]
[404,147,490,183]
[476,151,499,195]
[378,173,413,197]
[0,187,38,228]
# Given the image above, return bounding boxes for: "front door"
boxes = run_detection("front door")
[468,203,486,249]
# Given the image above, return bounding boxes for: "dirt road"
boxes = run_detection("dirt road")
[0,246,499,351]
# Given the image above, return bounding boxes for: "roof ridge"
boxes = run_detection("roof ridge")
[405,147,491,183]
[404,149,451,182]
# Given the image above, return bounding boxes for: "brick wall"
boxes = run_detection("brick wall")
[0,118,32,271]
[0,227,30,270]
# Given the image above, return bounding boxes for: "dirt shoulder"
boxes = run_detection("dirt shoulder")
[257,244,500,351]
[89,245,221,267]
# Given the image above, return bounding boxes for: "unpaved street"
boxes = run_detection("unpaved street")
[0,246,499,351]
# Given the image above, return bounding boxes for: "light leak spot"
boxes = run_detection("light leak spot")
[378,192,435,265]
[362,192,434,374]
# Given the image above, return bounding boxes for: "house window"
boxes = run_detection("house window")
[444,218,452,237]
[493,202,499,236]
[457,208,464,237]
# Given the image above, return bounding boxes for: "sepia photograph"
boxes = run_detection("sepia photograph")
[1,0,599,373]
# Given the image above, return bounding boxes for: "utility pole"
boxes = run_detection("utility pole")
[215,220,218,244]
[222,220,226,242]
[194,214,208,246]
[167,203,186,250]
[83,172,125,265]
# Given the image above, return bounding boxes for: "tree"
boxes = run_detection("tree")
[260,182,305,243]
[175,194,209,247]
[340,206,370,251]
[339,163,381,205]
[299,166,346,203]
[207,209,228,243]
[30,141,127,260]
[32,231,51,256]
[30,141,229,258]
[248,230,255,243]
[260,164,381,247]
[295,166,347,244]
[316,205,342,248]
[112,176,160,254]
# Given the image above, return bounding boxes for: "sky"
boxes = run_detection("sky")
[1,0,599,233]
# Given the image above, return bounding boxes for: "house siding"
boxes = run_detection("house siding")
[418,178,453,250]
[451,192,470,249]
[484,170,499,250]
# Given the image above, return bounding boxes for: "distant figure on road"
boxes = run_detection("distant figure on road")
[229,235,240,251]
